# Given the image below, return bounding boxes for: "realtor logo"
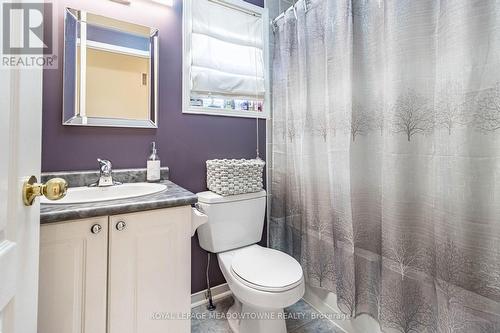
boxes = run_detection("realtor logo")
[1,1,57,68]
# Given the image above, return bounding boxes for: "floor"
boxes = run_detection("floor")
[191,296,344,333]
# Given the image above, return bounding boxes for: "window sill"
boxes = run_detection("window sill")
[183,107,269,119]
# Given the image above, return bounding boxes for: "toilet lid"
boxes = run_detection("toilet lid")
[230,246,303,292]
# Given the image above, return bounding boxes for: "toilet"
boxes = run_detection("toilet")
[196,190,305,333]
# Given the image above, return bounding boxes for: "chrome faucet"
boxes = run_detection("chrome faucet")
[89,158,121,187]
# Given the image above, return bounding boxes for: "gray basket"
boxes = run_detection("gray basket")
[206,159,265,196]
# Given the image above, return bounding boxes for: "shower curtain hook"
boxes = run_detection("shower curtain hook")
[271,19,278,33]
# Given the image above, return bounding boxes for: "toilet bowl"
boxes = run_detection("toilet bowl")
[218,245,304,333]
[195,190,305,333]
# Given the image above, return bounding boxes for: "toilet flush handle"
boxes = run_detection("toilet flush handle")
[191,206,208,237]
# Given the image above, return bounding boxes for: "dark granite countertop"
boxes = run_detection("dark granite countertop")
[40,169,198,224]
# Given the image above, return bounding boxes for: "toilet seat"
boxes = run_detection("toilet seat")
[230,246,303,292]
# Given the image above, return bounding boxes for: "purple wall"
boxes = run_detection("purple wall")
[42,0,266,293]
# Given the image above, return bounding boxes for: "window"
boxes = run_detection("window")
[183,0,269,118]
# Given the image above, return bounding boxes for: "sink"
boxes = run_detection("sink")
[40,183,167,205]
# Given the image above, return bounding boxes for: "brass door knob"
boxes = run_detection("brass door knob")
[22,176,68,206]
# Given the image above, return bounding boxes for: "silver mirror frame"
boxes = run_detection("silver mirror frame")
[62,8,159,128]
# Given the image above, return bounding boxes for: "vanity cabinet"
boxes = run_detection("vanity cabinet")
[107,208,191,333]
[38,216,108,333]
[38,206,191,333]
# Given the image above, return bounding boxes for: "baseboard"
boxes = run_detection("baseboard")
[303,285,350,333]
[191,283,232,308]
[303,285,382,333]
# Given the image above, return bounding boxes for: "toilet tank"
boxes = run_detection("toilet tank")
[196,190,267,253]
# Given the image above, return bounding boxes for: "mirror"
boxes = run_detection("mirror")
[63,8,159,128]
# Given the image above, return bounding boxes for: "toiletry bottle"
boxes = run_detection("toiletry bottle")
[147,142,161,182]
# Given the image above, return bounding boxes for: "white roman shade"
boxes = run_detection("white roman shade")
[190,0,265,99]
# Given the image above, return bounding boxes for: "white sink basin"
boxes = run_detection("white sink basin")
[40,183,167,205]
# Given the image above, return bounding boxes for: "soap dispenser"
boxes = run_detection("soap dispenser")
[147,142,161,182]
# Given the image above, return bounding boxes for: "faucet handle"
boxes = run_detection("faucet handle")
[97,158,112,175]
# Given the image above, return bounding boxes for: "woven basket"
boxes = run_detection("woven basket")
[206,159,265,196]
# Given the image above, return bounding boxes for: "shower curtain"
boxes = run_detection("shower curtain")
[270,0,500,332]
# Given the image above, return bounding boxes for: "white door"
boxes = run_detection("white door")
[0,11,44,333]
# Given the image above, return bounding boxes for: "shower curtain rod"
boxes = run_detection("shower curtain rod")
[270,0,310,28]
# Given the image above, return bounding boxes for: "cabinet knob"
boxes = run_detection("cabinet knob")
[116,221,126,231]
[91,224,102,234]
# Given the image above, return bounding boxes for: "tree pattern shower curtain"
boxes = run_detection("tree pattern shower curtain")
[270,0,500,332]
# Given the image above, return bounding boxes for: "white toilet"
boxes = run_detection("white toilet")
[196,190,305,333]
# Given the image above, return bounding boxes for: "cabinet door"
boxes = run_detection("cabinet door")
[108,206,191,333]
[38,217,108,333]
